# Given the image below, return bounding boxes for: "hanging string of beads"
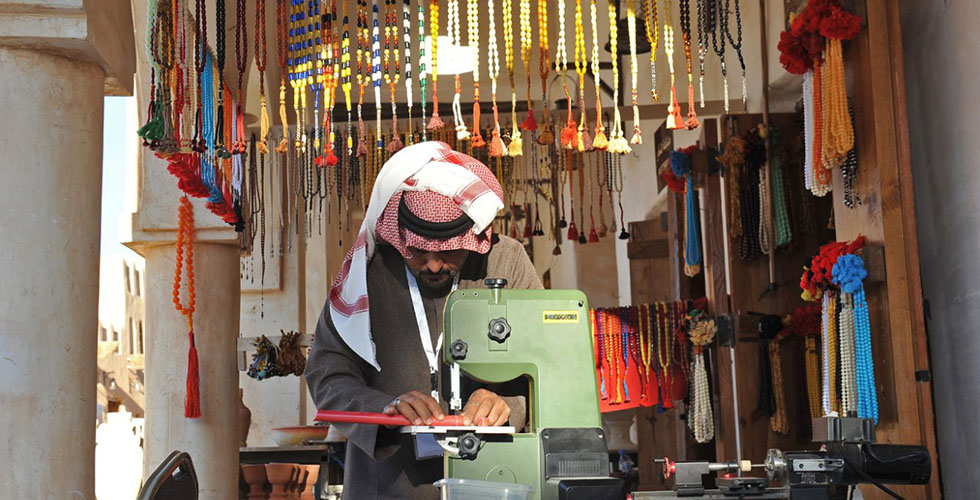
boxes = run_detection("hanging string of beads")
[725,0,747,107]
[663,0,683,130]
[679,0,699,129]
[535,0,553,145]
[383,0,404,152]
[557,0,578,150]
[426,0,445,130]
[173,196,200,418]
[275,0,290,153]
[590,0,607,150]
[518,0,536,133]
[487,0,506,157]
[467,0,485,147]
[710,0,729,113]
[642,0,658,102]
[418,0,428,140]
[627,0,643,144]
[573,0,592,153]
[402,0,414,144]
[607,1,631,154]
[355,0,369,155]
[503,0,523,156]
[696,0,706,108]
[687,312,716,443]
[341,0,354,159]
[255,0,270,154]
[448,0,469,141]
[371,3,384,154]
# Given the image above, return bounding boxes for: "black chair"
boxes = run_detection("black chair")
[136,450,199,500]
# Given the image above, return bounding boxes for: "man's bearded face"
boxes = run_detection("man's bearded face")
[404,248,469,292]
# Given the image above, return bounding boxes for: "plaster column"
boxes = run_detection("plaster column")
[0,3,134,498]
[141,241,241,498]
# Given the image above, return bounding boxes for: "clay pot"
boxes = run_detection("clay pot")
[299,465,319,500]
[265,463,295,500]
[241,464,269,500]
[238,388,252,447]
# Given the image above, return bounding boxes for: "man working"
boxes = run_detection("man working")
[305,141,542,499]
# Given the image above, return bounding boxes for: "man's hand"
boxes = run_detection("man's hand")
[382,390,446,426]
[462,389,510,427]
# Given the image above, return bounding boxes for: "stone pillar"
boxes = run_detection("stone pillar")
[142,241,241,498]
[0,3,134,498]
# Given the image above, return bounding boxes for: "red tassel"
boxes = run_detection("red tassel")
[567,222,579,241]
[325,149,339,166]
[521,109,538,131]
[387,132,405,153]
[588,214,599,243]
[184,332,201,418]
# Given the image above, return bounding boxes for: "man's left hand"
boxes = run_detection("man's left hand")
[462,389,510,427]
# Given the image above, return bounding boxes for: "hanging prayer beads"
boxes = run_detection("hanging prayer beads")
[427,0,445,130]
[725,0,747,107]
[468,0,485,147]
[503,0,522,156]
[487,0,506,157]
[275,0,290,153]
[627,0,642,144]
[663,0,683,130]
[518,0,536,132]
[607,2,631,154]
[535,0,553,145]
[341,0,354,158]
[447,0,469,141]
[642,0,659,101]
[710,0,730,113]
[573,0,592,153]
[557,0,577,150]
[255,0,270,154]
[402,0,414,144]
[418,0,428,139]
[590,0,607,150]
[679,0,699,129]
[696,0,706,108]
[383,0,404,152]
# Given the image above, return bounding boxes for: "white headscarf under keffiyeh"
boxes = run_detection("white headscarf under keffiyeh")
[328,141,505,370]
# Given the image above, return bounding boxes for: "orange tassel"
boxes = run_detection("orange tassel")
[325,149,339,166]
[685,83,700,130]
[471,99,486,147]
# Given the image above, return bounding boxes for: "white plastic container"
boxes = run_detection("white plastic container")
[433,478,533,500]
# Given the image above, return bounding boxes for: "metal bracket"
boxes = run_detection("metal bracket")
[792,459,844,473]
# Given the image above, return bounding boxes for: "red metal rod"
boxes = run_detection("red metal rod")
[314,410,467,426]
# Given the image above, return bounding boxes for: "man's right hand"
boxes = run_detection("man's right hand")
[382,390,446,426]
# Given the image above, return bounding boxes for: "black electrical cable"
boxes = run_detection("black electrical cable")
[833,442,908,500]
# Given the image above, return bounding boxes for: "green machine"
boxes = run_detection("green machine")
[439,279,624,500]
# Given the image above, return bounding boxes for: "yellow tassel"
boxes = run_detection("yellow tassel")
[257,93,271,154]
[275,82,290,153]
[508,130,524,156]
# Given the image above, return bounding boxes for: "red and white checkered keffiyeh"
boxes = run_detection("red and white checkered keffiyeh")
[328,141,504,370]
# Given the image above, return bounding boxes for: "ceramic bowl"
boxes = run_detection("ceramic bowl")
[271,426,330,446]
